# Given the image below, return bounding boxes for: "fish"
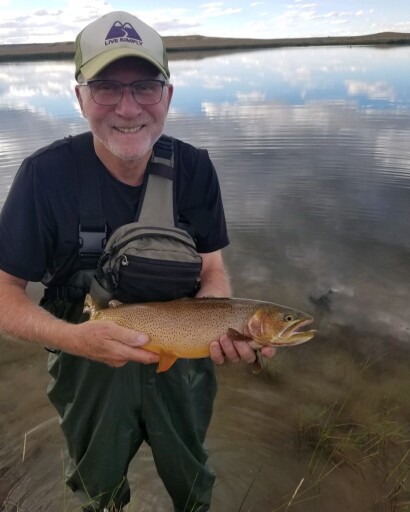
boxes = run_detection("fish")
[83,294,316,373]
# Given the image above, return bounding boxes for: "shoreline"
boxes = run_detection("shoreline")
[1,31,410,61]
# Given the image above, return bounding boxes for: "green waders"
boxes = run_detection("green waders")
[43,298,217,512]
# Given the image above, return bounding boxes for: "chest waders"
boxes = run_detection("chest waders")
[44,134,216,512]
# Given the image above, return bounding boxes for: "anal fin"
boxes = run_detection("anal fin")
[156,354,178,373]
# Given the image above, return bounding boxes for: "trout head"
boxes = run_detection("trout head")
[243,306,316,347]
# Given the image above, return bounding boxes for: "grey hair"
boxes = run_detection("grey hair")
[76,72,87,85]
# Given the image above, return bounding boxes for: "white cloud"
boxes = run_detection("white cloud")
[0,1,408,43]
[200,3,242,17]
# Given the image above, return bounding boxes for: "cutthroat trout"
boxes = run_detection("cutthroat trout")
[84,295,316,373]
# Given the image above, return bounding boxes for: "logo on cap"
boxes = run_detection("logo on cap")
[105,20,143,46]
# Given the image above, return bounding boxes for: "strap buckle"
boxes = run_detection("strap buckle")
[79,224,107,257]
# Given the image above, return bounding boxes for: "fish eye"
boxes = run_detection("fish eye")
[284,314,294,322]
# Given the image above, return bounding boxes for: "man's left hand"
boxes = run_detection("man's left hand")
[210,334,276,365]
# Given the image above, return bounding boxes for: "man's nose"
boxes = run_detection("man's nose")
[115,86,143,113]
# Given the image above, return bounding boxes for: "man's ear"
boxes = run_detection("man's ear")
[165,84,174,111]
[75,85,86,117]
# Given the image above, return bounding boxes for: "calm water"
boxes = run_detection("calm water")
[1,46,410,510]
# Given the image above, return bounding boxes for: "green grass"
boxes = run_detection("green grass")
[261,331,410,512]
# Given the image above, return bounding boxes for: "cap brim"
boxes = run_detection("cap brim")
[79,47,169,81]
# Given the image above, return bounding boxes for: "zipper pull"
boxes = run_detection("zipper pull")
[121,255,129,266]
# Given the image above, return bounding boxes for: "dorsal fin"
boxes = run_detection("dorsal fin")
[108,299,123,309]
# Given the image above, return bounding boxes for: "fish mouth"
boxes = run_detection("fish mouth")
[278,317,316,345]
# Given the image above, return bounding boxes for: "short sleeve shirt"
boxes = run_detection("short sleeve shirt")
[0,132,229,287]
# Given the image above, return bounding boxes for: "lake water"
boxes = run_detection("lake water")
[1,46,410,510]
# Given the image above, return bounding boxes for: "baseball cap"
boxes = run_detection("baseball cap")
[74,11,170,82]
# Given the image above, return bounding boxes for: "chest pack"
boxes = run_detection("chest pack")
[76,134,203,308]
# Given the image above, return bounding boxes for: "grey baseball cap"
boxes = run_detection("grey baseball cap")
[74,11,170,81]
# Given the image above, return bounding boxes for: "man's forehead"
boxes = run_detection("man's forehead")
[97,57,161,78]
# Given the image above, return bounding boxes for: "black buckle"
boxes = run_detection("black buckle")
[79,224,107,257]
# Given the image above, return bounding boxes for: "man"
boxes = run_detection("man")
[0,11,275,511]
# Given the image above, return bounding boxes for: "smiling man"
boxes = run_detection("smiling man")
[0,11,275,512]
[75,58,172,185]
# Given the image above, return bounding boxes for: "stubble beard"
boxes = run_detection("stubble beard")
[91,120,164,162]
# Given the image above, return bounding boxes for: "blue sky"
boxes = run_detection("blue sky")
[1,0,410,44]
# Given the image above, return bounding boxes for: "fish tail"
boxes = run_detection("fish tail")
[83,293,99,319]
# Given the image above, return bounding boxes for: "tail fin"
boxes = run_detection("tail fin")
[83,293,99,319]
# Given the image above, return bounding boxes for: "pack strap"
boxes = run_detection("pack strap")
[69,132,107,266]
[133,134,176,227]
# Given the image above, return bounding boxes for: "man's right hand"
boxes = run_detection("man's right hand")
[72,320,160,367]
[0,270,157,368]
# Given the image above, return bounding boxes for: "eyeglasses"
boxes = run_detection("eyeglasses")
[82,79,167,106]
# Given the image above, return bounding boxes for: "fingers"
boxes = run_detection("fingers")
[115,344,159,366]
[107,322,149,347]
[210,335,257,365]
[210,341,225,365]
[210,335,277,366]
[102,323,159,365]
[260,346,276,359]
[73,320,159,366]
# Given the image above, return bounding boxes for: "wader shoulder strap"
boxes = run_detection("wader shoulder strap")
[69,132,107,267]
[135,134,177,228]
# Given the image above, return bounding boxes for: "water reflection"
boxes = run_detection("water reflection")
[169,46,410,110]
[1,46,410,510]
[0,47,408,335]
[0,61,78,116]
[2,46,410,117]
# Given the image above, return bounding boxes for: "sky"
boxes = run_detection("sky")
[1,0,410,45]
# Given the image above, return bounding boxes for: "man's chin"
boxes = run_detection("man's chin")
[108,140,153,161]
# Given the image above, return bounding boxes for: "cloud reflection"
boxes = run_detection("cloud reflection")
[345,80,396,101]
[170,46,410,112]
[0,61,77,117]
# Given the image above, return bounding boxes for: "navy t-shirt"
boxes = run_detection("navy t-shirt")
[0,132,229,287]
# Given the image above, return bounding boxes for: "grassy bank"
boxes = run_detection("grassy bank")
[1,31,410,62]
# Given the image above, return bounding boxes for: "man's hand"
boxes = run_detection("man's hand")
[71,320,159,367]
[210,334,276,365]
[199,250,275,366]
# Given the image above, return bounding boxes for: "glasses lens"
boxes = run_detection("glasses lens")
[88,80,165,106]
[89,81,122,106]
[131,80,164,105]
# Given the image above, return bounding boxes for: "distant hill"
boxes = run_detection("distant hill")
[1,32,410,61]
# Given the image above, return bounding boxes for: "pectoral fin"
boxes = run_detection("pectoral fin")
[156,354,178,373]
[227,328,252,342]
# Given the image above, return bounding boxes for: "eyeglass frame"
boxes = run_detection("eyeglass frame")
[78,78,169,106]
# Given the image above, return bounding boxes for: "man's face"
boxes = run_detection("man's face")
[76,57,173,162]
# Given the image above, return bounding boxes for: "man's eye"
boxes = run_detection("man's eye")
[134,82,154,93]
[96,82,118,92]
